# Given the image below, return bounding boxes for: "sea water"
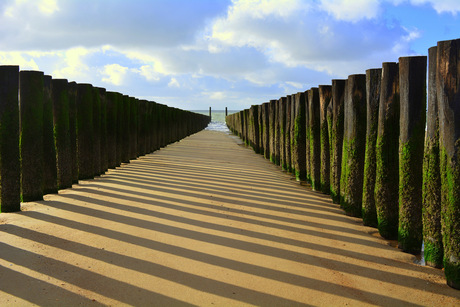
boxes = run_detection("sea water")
[191,110,240,132]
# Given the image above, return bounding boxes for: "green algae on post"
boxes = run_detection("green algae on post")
[43,75,58,194]
[362,69,381,227]
[375,62,400,239]
[279,97,287,170]
[423,46,443,268]
[0,66,20,212]
[398,56,427,255]
[319,85,332,193]
[330,79,346,203]
[51,79,72,190]
[20,70,45,202]
[340,74,366,217]
[436,38,460,290]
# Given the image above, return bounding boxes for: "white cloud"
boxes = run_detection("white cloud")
[101,64,128,86]
[319,0,380,22]
[168,77,180,88]
[409,0,460,15]
[0,51,40,70]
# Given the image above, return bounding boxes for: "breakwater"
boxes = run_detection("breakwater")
[0,66,210,212]
[226,38,460,289]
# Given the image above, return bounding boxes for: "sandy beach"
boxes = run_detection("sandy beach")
[0,130,459,306]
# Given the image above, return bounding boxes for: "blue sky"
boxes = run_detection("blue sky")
[0,0,459,110]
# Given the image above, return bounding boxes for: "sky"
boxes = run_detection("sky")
[0,0,459,111]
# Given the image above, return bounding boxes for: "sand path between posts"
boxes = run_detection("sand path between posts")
[0,130,459,306]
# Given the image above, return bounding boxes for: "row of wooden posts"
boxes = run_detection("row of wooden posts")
[226,38,460,289]
[0,65,210,213]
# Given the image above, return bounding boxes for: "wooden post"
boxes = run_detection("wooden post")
[262,102,270,159]
[43,75,58,194]
[92,86,101,176]
[330,79,346,203]
[76,83,94,180]
[422,46,443,268]
[362,69,381,226]
[285,96,292,171]
[436,39,460,289]
[0,66,20,212]
[51,79,72,190]
[375,62,400,239]
[308,88,321,191]
[68,82,78,183]
[279,97,287,170]
[292,92,306,181]
[20,70,44,202]
[398,56,427,254]
[340,74,367,217]
[98,88,108,173]
[106,92,118,167]
[319,85,332,193]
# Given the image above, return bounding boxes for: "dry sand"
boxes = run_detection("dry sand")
[0,130,459,306]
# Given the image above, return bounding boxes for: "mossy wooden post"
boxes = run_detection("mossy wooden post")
[437,39,460,289]
[68,82,78,183]
[249,105,259,153]
[305,92,310,182]
[279,97,287,170]
[0,66,20,212]
[269,100,277,163]
[340,74,367,217]
[51,79,72,190]
[98,88,108,173]
[262,102,270,159]
[258,104,264,155]
[244,108,249,146]
[274,99,281,165]
[285,96,292,171]
[308,88,321,191]
[290,95,297,174]
[362,69,381,226]
[92,86,101,176]
[292,92,306,181]
[43,75,57,194]
[319,85,332,193]
[106,92,117,168]
[423,46,443,268]
[20,70,44,202]
[398,56,427,254]
[330,80,346,203]
[76,83,94,180]
[137,100,147,156]
[375,62,400,239]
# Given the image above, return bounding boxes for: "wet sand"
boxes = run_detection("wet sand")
[0,130,459,306]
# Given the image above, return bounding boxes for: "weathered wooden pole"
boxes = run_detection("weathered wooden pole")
[43,75,58,194]
[319,85,332,193]
[209,106,211,118]
[68,82,78,183]
[330,79,346,203]
[76,83,94,180]
[274,99,280,165]
[51,79,72,190]
[262,102,270,159]
[106,92,118,168]
[305,92,310,182]
[249,105,259,153]
[115,92,123,165]
[0,66,20,212]
[290,95,296,174]
[308,88,321,191]
[98,87,108,173]
[436,39,460,289]
[279,97,287,170]
[422,46,443,268]
[137,99,146,156]
[258,104,264,155]
[340,74,367,217]
[92,86,101,176]
[362,69,381,226]
[121,95,130,162]
[285,96,292,171]
[398,56,427,254]
[20,70,44,202]
[375,62,400,239]
[225,107,228,117]
[130,96,138,159]
[292,92,306,181]
[269,100,276,163]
